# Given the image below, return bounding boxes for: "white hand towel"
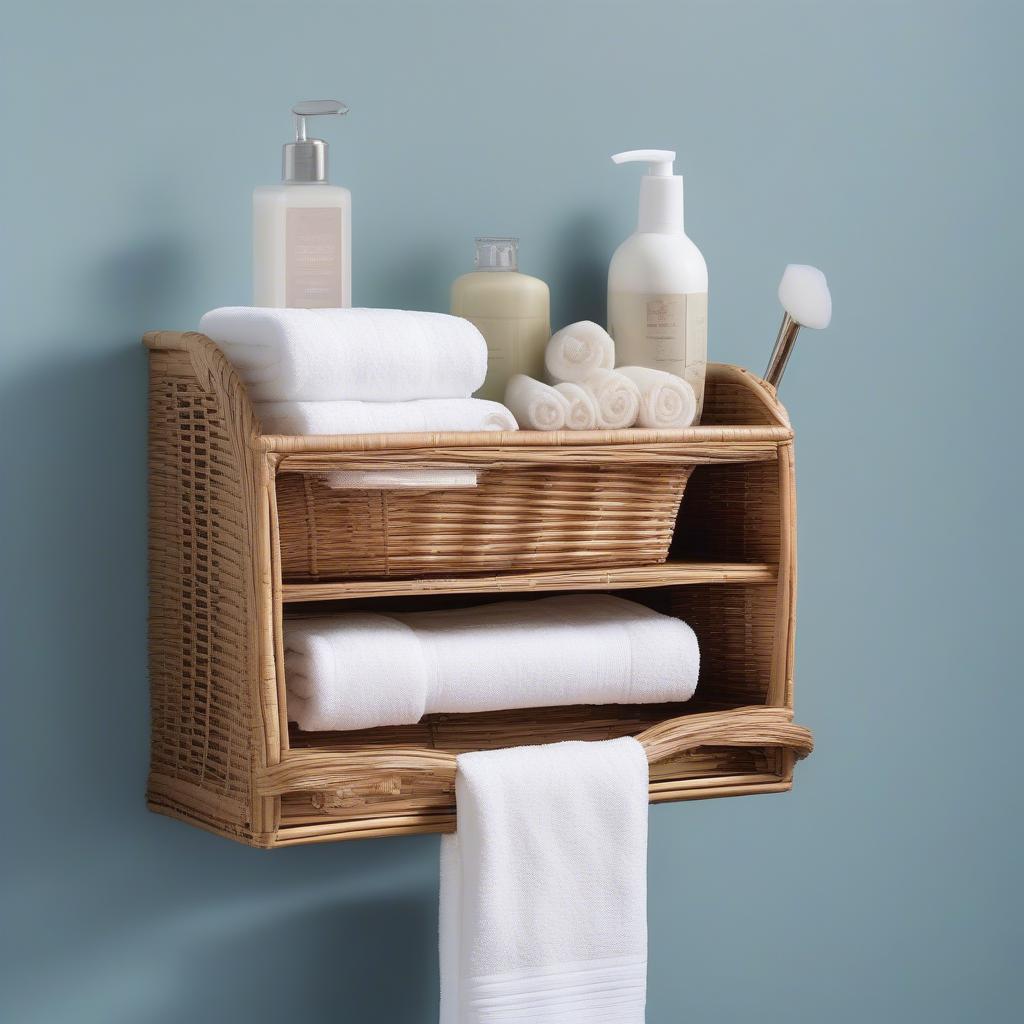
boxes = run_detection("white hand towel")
[503,375,571,431]
[199,306,487,402]
[544,320,616,383]
[583,368,642,429]
[256,397,517,435]
[616,366,698,429]
[284,594,699,731]
[553,382,598,430]
[441,736,649,1024]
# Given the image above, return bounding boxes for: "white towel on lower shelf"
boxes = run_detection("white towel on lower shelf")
[441,736,649,1024]
[616,366,698,429]
[256,397,517,435]
[503,375,571,431]
[284,594,699,732]
[199,306,488,403]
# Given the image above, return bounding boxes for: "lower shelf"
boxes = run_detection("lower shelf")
[259,704,813,845]
[280,560,777,603]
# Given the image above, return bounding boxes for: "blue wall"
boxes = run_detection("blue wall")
[3,1,1021,1020]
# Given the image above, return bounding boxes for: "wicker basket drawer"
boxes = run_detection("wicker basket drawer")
[276,462,693,580]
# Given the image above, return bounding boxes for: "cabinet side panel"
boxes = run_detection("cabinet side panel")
[147,353,256,841]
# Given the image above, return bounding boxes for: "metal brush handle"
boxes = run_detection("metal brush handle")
[764,313,801,390]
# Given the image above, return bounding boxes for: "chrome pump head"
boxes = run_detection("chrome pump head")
[283,100,349,183]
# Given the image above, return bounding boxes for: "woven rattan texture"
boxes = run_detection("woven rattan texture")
[147,369,254,839]
[277,463,692,580]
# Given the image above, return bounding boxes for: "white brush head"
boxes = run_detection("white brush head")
[778,264,832,329]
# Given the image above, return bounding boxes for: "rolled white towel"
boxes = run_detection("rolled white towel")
[553,382,598,430]
[284,593,699,731]
[503,374,570,431]
[199,306,487,403]
[256,397,517,435]
[616,366,698,428]
[544,320,615,383]
[583,368,642,429]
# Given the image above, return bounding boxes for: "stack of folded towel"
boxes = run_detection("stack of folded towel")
[505,319,698,431]
[284,593,699,732]
[198,306,519,435]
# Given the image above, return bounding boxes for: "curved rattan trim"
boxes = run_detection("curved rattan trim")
[254,707,813,797]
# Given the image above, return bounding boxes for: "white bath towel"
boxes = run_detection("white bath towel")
[256,397,517,435]
[583,368,642,429]
[441,736,649,1024]
[284,594,699,732]
[199,306,488,402]
[616,366,698,429]
[553,381,598,431]
[544,320,616,384]
[503,374,571,431]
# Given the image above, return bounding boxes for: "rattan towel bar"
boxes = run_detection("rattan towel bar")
[145,330,812,847]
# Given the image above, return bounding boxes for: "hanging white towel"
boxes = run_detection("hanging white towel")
[256,397,517,435]
[199,306,487,402]
[544,320,616,384]
[441,736,649,1024]
[284,594,699,732]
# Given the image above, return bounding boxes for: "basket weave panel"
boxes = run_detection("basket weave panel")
[147,372,253,833]
[277,464,692,580]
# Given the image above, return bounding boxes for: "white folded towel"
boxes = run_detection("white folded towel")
[616,366,698,429]
[553,381,598,430]
[583,368,642,429]
[441,736,649,1024]
[199,306,487,403]
[255,397,517,435]
[503,374,571,431]
[544,320,615,383]
[284,594,699,731]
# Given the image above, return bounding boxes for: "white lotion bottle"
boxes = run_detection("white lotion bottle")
[607,149,709,417]
[253,100,351,308]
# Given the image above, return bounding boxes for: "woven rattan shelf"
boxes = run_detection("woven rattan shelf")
[144,329,812,847]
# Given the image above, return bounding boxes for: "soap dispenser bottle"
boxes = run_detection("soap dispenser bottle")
[607,149,708,416]
[253,100,351,308]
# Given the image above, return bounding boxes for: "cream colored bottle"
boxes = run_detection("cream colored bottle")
[253,100,351,308]
[450,238,550,401]
[607,150,709,417]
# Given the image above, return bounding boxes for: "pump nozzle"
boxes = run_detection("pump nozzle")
[283,100,349,183]
[292,100,349,142]
[612,149,684,233]
[612,149,676,176]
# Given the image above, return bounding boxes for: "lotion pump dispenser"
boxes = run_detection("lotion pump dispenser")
[253,100,351,308]
[607,149,709,416]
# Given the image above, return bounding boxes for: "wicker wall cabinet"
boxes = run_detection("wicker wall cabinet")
[145,330,813,847]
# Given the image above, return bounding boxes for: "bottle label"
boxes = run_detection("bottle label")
[286,207,343,307]
[609,291,708,412]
